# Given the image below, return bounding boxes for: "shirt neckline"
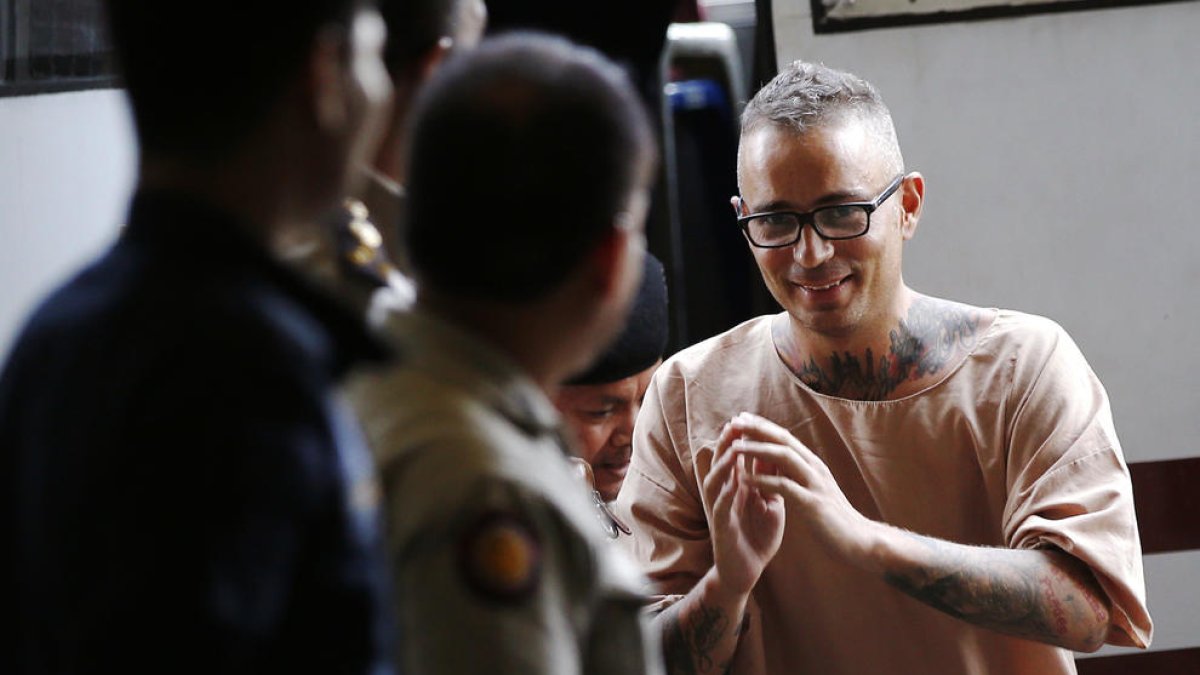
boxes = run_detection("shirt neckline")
[767,307,1003,406]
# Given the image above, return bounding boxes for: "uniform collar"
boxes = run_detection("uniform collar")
[121,189,390,379]
[384,308,564,439]
[386,309,632,539]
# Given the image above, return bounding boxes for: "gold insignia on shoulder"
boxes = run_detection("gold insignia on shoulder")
[345,198,370,221]
[350,244,375,266]
[350,220,383,250]
[335,198,395,289]
[458,512,542,604]
[344,200,384,250]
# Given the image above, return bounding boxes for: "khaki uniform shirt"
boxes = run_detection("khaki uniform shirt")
[614,310,1152,675]
[349,310,663,675]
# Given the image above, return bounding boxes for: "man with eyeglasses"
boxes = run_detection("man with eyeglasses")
[613,61,1151,674]
[2,1,396,671]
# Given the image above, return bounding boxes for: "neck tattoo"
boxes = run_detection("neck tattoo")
[791,297,982,401]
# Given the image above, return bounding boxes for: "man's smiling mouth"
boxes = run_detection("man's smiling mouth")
[796,276,849,292]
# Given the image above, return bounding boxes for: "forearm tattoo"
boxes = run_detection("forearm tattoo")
[661,602,731,675]
[883,532,1109,650]
[797,296,981,400]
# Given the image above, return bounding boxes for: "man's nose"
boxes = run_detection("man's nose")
[794,225,835,268]
[612,406,638,445]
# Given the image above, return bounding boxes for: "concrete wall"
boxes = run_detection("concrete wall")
[770,0,1198,657]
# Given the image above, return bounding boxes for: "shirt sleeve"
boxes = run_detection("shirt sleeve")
[391,464,594,675]
[1001,320,1153,648]
[613,364,712,611]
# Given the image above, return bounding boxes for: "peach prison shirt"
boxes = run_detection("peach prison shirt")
[614,310,1151,675]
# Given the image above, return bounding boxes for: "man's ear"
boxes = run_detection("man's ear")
[387,37,450,115]
[899,172,925,241]
[588,226,628,299]
[417,37,454,85]
[587,218,645,304]
[587,187,649,299]
[309,27,350,133]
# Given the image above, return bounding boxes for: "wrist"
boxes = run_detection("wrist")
[848,517,898,576]
[701,565,753,615]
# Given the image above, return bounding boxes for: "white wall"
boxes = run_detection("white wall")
[0,88,136,352]
[771,0,1199,657]
[772,0,1199,465]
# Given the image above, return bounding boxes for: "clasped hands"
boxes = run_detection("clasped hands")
[702,412,876,597]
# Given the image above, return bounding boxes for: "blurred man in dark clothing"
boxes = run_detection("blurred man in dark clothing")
[0,1,397,672]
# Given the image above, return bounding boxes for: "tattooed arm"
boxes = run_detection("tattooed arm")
[656,421,786,674]
[879,530,1110,652]
[729,412,1112,653]
[656,571,745,675]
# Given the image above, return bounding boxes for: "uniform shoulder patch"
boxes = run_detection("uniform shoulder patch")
[457,511,542,604]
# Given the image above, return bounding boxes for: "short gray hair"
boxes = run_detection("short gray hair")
[740,60,904,175]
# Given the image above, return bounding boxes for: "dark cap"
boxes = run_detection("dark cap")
[566,252,669,385]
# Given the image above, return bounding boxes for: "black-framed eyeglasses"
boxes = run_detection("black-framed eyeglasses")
[736,174,906,248]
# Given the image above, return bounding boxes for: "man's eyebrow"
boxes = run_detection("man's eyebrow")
[598,395,629,406]
[751,199,796,213]
[750,190,868,214]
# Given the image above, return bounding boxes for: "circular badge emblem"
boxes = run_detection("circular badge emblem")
[457,511,542,604]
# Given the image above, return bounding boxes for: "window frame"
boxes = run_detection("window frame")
[1,0,117,98]
[811,0,1198,33]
